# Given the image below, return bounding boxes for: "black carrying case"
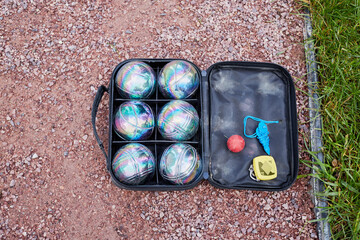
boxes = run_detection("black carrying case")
[92,59,298,191]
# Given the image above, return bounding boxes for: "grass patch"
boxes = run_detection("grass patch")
[309,0,360,239]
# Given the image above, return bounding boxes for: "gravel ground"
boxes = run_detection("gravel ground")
[0,0,316,239]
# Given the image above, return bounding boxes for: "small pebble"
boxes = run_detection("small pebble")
[68,45,76,51]
[10,180,15,187]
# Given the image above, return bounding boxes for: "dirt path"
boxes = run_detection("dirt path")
[1,1,316,239]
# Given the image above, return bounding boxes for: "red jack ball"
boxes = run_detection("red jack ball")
[227,135,245,153]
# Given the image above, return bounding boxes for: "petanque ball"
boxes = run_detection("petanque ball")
[159,143,202,185]
[158,60,199,99]
[115,61,156,99]
[114,101,154,140]
[112,143,155,185]
[157,100,199,141]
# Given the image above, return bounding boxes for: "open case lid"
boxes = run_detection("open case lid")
[202,61,298,191]
[104,59,298,191]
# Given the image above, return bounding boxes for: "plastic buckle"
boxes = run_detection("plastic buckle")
[248,165,260,182]
[252,155,277,181]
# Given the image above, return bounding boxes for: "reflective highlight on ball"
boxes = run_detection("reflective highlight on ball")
[159,60,199,99]
[112,143,155,185]
[157,100,199,141]
[115,61,156,99]
[159,143,202,185]
[114,101,154,140]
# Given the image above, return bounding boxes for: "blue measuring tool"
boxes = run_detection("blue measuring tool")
[244,116,279,155]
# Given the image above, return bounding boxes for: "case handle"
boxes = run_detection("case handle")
[91,85,109,161]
